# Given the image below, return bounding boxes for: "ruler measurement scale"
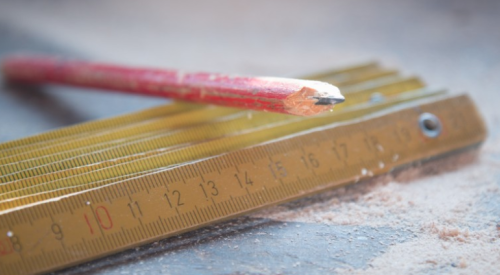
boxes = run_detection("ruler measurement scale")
[0,102,206,155]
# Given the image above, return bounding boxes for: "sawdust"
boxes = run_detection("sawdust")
[251,145,500,274]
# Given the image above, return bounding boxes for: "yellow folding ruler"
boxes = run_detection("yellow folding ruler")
[0,63,487,275]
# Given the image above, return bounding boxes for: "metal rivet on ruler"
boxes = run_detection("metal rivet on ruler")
[419,113,442,138]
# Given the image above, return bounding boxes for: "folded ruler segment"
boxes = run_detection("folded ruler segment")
[0,63,487,275]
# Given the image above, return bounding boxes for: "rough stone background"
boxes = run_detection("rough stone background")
[0,1,498,274]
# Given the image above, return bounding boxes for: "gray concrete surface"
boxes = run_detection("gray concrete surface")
[0,1,499,274]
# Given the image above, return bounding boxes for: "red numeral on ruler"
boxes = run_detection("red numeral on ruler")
[84,205,114,235]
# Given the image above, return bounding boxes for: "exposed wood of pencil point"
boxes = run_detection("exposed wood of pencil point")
[1,55,345,116]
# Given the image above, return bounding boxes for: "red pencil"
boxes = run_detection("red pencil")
[1,55,344,116]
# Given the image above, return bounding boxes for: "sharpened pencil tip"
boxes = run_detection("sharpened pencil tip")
[300,80,344,106]
[313,96,345,105]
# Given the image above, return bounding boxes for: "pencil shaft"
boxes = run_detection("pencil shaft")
[1,55,343,116]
